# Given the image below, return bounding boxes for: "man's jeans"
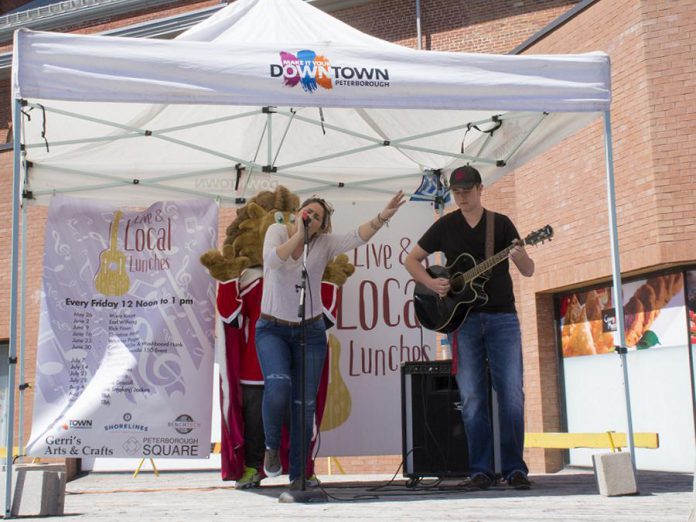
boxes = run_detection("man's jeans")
[255,317,327,481]
[448,312,528,479]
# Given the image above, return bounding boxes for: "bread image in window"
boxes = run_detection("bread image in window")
[625,274,683,347]
[561,294,597,357]
[585,290,615,354]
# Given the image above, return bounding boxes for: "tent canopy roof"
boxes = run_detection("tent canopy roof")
[11,0,611,205]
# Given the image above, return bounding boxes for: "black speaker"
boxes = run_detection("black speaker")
[401,360,469,478]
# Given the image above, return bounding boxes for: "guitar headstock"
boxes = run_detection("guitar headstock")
[523,225,554,246]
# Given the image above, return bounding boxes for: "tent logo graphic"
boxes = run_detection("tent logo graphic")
[269,50,391,92]
[270,50,333,93]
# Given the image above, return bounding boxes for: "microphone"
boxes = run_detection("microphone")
[302,211,311,228]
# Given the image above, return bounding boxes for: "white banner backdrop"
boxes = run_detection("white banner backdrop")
[26,195,218,459]
[317,200,437,456]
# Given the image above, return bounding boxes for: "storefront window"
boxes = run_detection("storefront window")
[687,270,696,347]
[555,269,693,472]
[559,273,685,357]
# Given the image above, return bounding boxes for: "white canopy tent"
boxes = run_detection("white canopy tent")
[6,0,632,514]
[11,0,611,205]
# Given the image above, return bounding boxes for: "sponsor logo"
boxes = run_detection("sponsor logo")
[82,445,114,456]
[169,414,200,435]
[62,419,93,430]
[46,435,81,446]
[269,50,390,93]
[44,434,82,456]
[104,413,148,433]
[142,436,200,457]
[142,443,199,457]
[123,437,142,456]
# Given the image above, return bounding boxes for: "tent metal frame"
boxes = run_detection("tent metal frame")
[21,102,543,202]
[4,93,636,517]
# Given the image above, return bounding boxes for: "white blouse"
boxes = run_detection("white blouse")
[261,223,365,322]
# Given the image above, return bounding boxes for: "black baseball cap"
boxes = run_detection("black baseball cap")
[449,165,482,189]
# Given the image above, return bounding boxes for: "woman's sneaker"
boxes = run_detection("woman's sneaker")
[263,448,282,477]
[288,474,320,491]
[235,466,262,490]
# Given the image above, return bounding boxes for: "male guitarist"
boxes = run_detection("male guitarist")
[404,165,534,490]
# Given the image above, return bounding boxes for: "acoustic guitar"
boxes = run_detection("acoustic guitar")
[413,225,553,333]
[94,210,130,296]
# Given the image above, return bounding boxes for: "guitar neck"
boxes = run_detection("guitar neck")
[462,243,516,282]
[110,211,122,250]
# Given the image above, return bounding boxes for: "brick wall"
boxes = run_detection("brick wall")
[500,0,696,471]
[332,0,577,52]
[313,454,402,476]
[59,0,221,38]
[0,1,221,54]
[642,1,696,258]
[0,78,11,141]
[0,0,26,15]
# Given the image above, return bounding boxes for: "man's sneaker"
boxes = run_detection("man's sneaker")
[235,466,262,490]
[507,471,532,490]
[469,473,493,490]
[288,474,320,491]
[263,448,281,478]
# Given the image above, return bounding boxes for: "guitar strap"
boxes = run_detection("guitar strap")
[485,209,495,264]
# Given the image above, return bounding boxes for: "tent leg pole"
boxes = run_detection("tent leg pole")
[415,0,422,50]
[5,98,24,518]
[603,110,637,473]
[17,201,28,458]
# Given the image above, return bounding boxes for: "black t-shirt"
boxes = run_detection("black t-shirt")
[418,209,520,313]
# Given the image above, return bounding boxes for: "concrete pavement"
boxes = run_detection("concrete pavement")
[7,467,695,520]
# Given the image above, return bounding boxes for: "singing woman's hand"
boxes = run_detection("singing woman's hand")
[379,190,406,222]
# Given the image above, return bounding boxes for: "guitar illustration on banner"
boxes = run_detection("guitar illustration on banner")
[320,333,352,431]
[94,210,131,296]
[414,225,553,333]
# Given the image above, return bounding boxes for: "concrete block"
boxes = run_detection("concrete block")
[592,452,638,497]
[11,463,66,517]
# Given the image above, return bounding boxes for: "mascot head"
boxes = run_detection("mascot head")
[200,185,299,281]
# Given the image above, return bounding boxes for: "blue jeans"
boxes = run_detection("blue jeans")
[448,312,528,479]
[255,317,327,481]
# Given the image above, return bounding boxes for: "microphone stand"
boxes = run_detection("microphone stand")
[279,219,327,504]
